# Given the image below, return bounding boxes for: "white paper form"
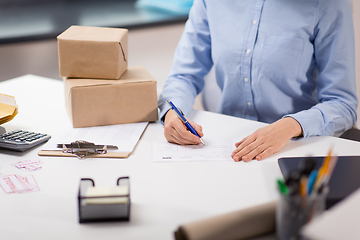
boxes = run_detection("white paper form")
[46,122,149,153]
[153,139,236,162]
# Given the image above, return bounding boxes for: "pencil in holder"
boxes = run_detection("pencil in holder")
[276,186,328,240]
[78,177,130,223]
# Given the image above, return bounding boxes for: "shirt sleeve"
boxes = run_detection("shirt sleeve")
[285,0,358,138]
[158,0,213,124]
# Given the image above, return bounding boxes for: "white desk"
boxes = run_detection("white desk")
[1,75,360,240]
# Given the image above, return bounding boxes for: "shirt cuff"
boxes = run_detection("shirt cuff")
[159,107,171,125]
[284,108,323,138]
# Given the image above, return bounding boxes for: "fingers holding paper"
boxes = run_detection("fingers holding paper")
[231,117,303,162]
[164,110,204,145]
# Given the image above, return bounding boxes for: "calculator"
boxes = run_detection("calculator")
[0,129,51,152]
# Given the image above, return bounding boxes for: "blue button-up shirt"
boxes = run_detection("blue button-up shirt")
[158,0,358,138]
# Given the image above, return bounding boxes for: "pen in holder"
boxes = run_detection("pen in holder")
[78,177,130,223]
[276,186,328,240]
[276,152,337,240]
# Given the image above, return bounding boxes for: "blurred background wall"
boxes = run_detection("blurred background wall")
[0,0,190,95]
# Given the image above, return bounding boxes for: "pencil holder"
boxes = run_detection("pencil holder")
[276,187,328,240]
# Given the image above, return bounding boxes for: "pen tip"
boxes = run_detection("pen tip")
[200,138,205,145]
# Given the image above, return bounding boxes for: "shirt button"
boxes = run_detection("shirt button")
[247,102,252,106]
[252,20,257,25]
[244,78,249,82]
[246,49,251,54]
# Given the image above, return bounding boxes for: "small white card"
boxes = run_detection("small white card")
[12,160,43,172]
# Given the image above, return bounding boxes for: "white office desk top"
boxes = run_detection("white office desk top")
[1,75,360,240]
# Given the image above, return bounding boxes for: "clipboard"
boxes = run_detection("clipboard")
[38,140,130,159]
[38,150,130,158]
[37,122,149,159]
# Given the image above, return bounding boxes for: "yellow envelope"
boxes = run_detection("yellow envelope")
[0,93,18,125]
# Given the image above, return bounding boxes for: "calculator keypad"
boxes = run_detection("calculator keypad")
[0,129,51,152]
[1,130,47,143]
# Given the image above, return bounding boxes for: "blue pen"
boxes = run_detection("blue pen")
[308,169,318,195]
[166,100,205,145]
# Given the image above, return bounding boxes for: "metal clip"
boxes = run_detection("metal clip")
[60,140,116,159]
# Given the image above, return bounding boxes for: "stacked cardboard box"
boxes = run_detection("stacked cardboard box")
[57,25,158,128]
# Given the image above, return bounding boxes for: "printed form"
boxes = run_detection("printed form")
[153,139,237,162]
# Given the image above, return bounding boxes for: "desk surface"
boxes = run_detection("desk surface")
[1,75,360,240]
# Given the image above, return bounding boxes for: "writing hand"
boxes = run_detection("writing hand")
[164,110,204,145]
[231,117,303,162]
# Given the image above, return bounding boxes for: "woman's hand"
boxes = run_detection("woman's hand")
[231,117,303,162]
[163,110,204,145]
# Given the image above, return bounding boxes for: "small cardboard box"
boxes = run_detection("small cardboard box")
[57,25,128,79]
[64,66,158,128]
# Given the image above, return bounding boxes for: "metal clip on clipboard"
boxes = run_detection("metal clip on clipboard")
[58,140,118,159]
[38,140,130,159]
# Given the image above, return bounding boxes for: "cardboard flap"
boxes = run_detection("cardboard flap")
[65,66,156,88]
[57,25,128,43]
[119,42,127,62]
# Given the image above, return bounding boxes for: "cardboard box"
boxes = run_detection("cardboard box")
[57,25,128,79]
[64,66,158,128]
